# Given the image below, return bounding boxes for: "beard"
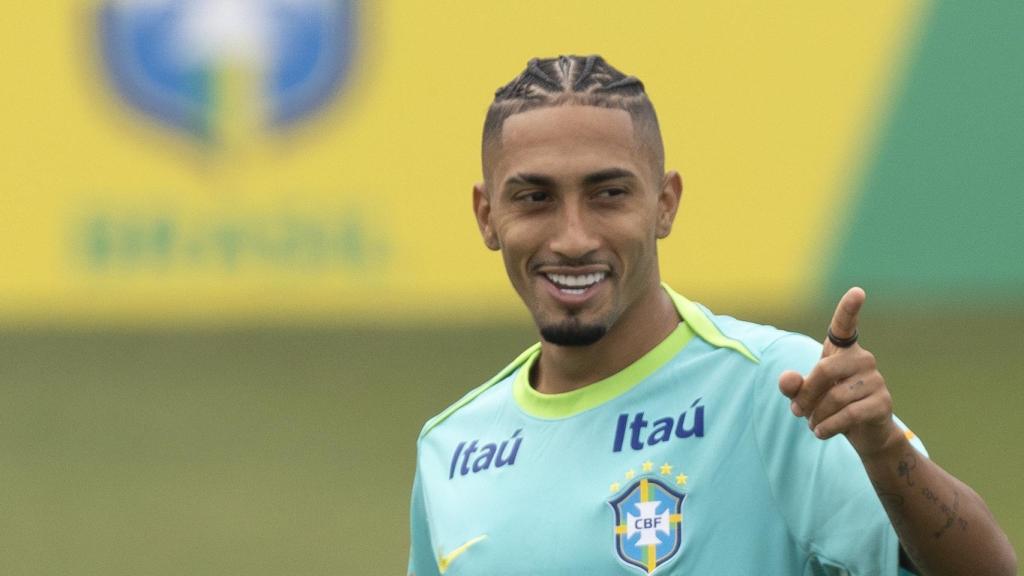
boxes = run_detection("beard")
[539,317,608,347]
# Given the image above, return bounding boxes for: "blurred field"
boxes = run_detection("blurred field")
[1,309,1021,575]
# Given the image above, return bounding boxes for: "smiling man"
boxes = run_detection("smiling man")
[408,56,1016,575]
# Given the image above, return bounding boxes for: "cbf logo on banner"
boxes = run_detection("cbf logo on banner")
[98,0,355,143]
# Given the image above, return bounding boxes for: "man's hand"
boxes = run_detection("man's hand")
[778,287,904,459]
[779,288,1017,575]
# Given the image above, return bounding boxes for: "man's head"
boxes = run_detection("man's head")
[482,55,665,183]
[474,55,681,347]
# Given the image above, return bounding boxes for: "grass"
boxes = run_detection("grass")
[0,309,1020,574]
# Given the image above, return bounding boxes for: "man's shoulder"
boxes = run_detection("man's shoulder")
[417,343,538,442]
[683,299,821,365]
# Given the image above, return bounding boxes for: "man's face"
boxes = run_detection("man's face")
[474,105,680,346]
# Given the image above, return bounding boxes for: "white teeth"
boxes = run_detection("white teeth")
[545,272,606,291]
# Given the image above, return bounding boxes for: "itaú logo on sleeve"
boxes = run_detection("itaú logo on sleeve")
[448,429,523,479]
[97,0,356,143]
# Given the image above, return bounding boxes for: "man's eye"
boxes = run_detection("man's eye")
[519,191,551,203]
[597,187,627,198]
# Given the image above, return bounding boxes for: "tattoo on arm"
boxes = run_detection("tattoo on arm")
[875,480,921,569]
[897,452,918,487]
[922,487,969,539]
[895,452,969,537]
[873,451,973,572]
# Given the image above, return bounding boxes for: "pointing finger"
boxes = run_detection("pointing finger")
[790,354,855,417]
[827,287,866,350]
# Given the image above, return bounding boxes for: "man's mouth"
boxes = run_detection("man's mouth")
[544,272,607,295]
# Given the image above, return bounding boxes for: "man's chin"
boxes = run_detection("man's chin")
[539,320,607,347]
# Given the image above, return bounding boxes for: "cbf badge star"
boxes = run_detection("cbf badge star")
[607,463,688,574]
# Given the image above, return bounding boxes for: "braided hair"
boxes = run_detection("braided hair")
[482,55,664,179]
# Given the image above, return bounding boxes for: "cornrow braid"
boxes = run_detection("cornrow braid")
[492,55,645,103]
[571,55,597,91]
[524,59,562,92]
[483,55,664,180]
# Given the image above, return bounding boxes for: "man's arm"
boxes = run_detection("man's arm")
[779,288,1017,576]
[861,429,1013,576]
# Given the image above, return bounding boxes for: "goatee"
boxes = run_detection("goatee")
[540,318,607,347]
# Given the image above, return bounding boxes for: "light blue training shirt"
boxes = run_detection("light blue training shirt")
[409,286,925,575]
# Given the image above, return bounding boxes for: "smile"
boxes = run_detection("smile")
[544,272,607,295]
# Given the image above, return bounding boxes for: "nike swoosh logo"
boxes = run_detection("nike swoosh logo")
[438,534,488,574]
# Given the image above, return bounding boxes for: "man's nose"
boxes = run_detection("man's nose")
[549,202,600,259]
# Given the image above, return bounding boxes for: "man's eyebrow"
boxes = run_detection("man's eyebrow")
[503,173,555,189]
[502,168,637,191]
[582,168,637,187]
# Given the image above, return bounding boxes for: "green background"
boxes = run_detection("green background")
[828,1,1024,302]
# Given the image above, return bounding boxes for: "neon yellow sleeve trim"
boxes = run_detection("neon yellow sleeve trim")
[418,343,540,439]
[662,283,759,363]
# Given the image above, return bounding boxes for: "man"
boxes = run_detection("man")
[408,55,1016,575]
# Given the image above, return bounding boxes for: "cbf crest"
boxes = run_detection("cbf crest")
[608,461,689,574]
[97,0,356,143]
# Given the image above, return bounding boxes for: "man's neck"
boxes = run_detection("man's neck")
[532,284,680,395]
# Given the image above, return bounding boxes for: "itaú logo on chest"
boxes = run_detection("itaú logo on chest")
[612,398,705,453]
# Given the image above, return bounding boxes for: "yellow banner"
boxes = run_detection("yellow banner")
[0,2,924,325]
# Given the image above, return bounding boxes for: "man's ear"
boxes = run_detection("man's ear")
[473,183,501,251]
[655,171,683,239]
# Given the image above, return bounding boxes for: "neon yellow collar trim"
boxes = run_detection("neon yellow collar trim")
[512,321,695,419]
[419,284,759,436]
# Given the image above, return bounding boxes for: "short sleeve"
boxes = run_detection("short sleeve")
[408,466,440,576]
[752,334,901,576]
